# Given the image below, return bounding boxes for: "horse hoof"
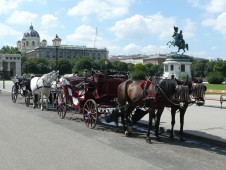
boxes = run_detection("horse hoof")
[146,138,152,144]
[169,136,174,141]
[159,127,165,135]
[156,136,161,142]
[125,131,131,137]
[179,137,185,141]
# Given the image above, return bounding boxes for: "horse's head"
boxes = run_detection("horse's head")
[42,70,59,84]
[191,83,207,106]
[155,79,191,107]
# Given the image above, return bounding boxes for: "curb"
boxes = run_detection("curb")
[137,120,226,149]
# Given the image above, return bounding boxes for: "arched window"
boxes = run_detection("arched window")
[26,41,29,46]
[32,41,35,46]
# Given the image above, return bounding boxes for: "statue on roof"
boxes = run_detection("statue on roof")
[167,26,189,54]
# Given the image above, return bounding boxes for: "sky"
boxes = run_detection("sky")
[1,0,226,60]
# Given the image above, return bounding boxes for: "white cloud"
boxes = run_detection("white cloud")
[41,14,60,28]
[202,12,226,37]
[0,23,21,37]
[110,13,175,40]
[205,0,226,14]
[0,0,33,15]
[187,0,201,8]
[182,18,196,39]
[65,25,107,48]
[123,43,141,53]
[141,45,170,55]
[67,0,133,20]
[6,11,38,25]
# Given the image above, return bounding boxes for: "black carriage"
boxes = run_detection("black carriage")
[56,70,129,128]
[11,75,31,106]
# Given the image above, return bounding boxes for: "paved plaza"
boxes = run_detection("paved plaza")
[1,80,226,148]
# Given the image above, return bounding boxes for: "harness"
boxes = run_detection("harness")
[33,77,51,93]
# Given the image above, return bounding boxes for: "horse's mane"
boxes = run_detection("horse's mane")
[174,85,190,102]
[192,83,206,98]
[155,79,177,102]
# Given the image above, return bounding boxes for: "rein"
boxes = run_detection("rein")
[33,77,52,93]
[155,84,184,107]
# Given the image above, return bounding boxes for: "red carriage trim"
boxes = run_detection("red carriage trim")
[140,80,152,89]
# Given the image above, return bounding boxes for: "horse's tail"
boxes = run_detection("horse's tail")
[186,44,189,51]
[117,79,133,106]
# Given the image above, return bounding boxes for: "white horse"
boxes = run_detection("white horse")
[30,70,59,110]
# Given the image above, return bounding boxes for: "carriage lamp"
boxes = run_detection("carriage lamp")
[52,34,61,71]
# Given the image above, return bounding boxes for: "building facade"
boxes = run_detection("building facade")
[17,25,108,59]
[0,54,22,78]
[109,53,167,65]
[163,54,192,79]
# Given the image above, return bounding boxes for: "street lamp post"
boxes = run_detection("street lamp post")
[1,60,5,89]
[52,34,61,71]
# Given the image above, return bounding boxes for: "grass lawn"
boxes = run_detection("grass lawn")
[204,83,226,90]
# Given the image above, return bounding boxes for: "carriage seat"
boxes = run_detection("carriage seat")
[92,70,128,98]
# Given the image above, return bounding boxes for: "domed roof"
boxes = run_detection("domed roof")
[23,25,40,38]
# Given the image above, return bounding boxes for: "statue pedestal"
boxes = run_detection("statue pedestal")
[163,53,191,79]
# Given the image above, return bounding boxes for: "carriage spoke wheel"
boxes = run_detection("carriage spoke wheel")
[25,90,31,107]
[56,89,67,119]
[11,85,18,103]
[83,99,98,129]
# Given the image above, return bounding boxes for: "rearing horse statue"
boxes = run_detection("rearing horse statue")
[167,26,189,54]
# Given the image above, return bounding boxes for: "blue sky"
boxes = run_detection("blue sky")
[1,0,226,60]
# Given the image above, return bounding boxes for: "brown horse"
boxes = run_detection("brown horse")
[114,77,192,142]
[146,80,206,142]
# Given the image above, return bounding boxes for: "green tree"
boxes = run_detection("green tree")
[72,57,94,75]
[204,60,215,77]
[191,60,207,77]
[36,63,50,74]
[115,62,129,72]
[58,58,73,75]
[0,45,20,54]
[207,71,224,84]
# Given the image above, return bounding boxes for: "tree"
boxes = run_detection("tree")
[204,60,215,77]
[58,58,73,75]
[191,60,207,77]
[115,62,129,72]
[0,45,20,54]
[72,57,94,75]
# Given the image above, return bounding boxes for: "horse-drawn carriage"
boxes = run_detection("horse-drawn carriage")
[56,70,129,129]
[11,75,32,106]
[25,70,60,110]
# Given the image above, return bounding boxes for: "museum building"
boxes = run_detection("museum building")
[17,25,109,59]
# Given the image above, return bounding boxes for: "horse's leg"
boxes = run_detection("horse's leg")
[46,92,50,110]
[170,107,176,140]
[32,93,36,108]
[124,106,133,137]
[179,106,187,141]
[40,93,44,111]
[154,107,164,141]
[146,107,155,143]
[120,114,126,132]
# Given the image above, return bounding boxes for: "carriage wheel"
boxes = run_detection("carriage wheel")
[25,91,31,107]
[83,99,98,129]
[56,89,67,119]
[11,85,18,103]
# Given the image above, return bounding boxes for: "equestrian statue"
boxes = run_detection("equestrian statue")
[167,26,189,54]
